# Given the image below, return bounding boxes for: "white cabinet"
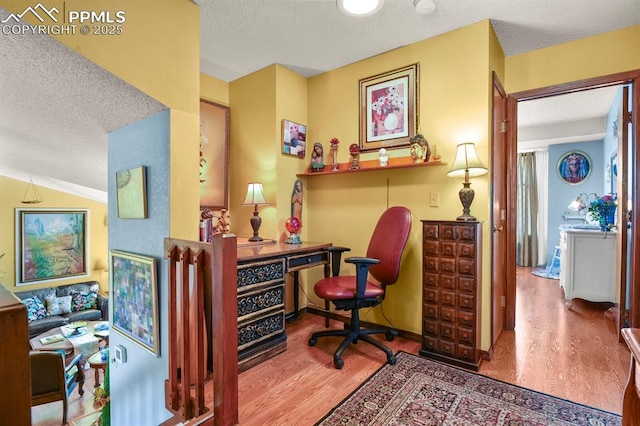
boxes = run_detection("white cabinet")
[559,229,617,303]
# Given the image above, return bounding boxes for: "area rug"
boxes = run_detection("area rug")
[531,268,560,280]
[316,351,620,425]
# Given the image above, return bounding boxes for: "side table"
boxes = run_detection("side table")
[88,350,107,387]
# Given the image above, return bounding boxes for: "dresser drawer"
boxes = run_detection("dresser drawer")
[287,250,329,272]
[424,272,439,288]
[424,256,439,273]
[424,288,439,304]
[424,240,439,256]
[458,243,475,258]
[458,259,476,276]
[440,307,456,323]
[440,225,456,240]
[458,310,475,328]
[457,327,475,347]
[440,290,456,307]
[458,293,475,311]
[457,344,476,362]
[237,259,285,292]
[440,274,456,290]
[457,225,476,241]
[423,224,439,239]
[237,284,285,323]
[441,241,456,257]
[440,323,455,342]
[237,309,285,351]
[441,258,456,274]
[423,319,439,337]
[458,277,476,293]
[423,303,438,320]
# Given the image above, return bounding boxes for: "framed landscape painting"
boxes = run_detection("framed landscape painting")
[15,209,88,285]
[111,250,159,356]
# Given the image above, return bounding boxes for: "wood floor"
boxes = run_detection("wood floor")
[33,266,630,425]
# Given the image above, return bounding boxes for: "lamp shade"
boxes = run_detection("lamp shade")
[242,182,268,206]
[446,143,488,178]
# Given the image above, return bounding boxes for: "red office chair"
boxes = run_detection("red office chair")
[309,206,412,369]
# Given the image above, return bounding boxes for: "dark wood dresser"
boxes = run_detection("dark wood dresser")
[0,284,31,425]
[419,220,482,370]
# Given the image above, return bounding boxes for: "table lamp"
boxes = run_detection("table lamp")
[242,182,269,241]
[446,143,488,221]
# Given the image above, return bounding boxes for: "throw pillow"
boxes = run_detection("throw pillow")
[70,291,98,312]
[23,296,47,323]
[45,295,72,316]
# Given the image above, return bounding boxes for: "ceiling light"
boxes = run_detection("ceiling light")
[337,0,384,17]
[414,0,436,15]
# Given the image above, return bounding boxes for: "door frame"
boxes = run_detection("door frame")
[504,70,640,331]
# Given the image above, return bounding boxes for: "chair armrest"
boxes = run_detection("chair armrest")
[345,257,380,298]
[329,246,351,276]
[97,293,109,321]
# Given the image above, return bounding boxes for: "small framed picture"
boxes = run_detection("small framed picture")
[111,250,159,356]
[359,63,418,151]
[116,166,147,218]
[282,119,307,158]
[557,151,591,185]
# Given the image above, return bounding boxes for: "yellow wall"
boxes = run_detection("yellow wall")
[0,176,108,293]
[6,0,202,241]
[505,25,640,93]
[201,73,230,106]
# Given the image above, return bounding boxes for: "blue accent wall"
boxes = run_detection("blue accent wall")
[108,109,171,425]
[546,140,602,266]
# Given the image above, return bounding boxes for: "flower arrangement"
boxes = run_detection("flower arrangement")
[330,137,339,146]
[587,193,617,221]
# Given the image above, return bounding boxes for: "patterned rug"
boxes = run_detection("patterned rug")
[317,351,621,425]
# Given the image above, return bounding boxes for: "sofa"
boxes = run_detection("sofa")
[14,281,109,339]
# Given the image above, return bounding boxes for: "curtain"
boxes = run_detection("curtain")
[534,150,548,266]
[517,152,538,266]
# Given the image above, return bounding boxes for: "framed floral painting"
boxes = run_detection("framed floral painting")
[359,63,418,151]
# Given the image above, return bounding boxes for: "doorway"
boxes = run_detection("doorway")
[501,71,640,338]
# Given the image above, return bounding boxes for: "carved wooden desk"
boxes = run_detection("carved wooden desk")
[236,241,331,371]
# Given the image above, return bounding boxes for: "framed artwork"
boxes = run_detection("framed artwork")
[116,166,147,219]
[611,150,618,194]
[557,150,591,185]
[111,250,159,356]
[200,99,230,209]
[15,209,88,285]
[359,63,418,151]
[282,119,307,158]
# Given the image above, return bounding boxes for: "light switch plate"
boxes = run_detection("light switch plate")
[115,344,127,364]
[429,192,440,207]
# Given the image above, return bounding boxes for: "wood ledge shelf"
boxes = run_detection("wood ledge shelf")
[297,156,446,176]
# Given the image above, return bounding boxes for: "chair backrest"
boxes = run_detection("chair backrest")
[366,206,412,286]
[30,351,66,399]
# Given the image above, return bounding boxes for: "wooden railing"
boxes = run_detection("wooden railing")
[164,234,238,425]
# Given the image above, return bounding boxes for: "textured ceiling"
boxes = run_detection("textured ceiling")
[1,2,639,199]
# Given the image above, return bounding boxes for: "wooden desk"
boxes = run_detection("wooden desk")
[622,328,640,425]
[236,241,331,371]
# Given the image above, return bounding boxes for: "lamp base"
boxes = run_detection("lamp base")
[457,182,476,221]
[249,213,263,242]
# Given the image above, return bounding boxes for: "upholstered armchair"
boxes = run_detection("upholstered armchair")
[30,351,84,425]
[309,206,412,369]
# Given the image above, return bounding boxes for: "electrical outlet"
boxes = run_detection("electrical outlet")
[430,192,440,207]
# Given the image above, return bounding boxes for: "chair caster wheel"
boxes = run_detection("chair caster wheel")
[387,355,397,365]
[308,337,317,346]
[385,331,396,341]
[334,358,344,369]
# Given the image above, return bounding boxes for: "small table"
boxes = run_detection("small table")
[88,350,107,387]
[30,321,109,359]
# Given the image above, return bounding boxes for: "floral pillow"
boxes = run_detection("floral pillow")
[45,295,72,316]
[70,291,98,312]
[23,296,47,323]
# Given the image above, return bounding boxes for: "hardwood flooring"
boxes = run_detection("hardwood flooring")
[33,266,630,424]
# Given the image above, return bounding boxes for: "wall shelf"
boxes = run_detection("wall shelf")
[297,156,446,177]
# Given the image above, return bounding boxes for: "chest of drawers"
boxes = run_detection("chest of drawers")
[419,220,482,370]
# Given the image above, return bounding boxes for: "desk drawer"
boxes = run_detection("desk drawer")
[238,309,285,351]
[237,258,285,292]
[287,251,329,272]
[237,284,285,323]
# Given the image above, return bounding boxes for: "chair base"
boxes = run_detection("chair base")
[309,324,398,369]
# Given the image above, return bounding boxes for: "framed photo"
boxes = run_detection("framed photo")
[200,99,230,209]
[15,209,88,286]
[116,166,147,219]
[110,250,159,356]
[557,150,591,185]
[282,119,307,158]
[359,63,418,151]
[610,150,618,194]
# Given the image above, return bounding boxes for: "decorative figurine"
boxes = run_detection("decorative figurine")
[410,142,423,163]
[410,133,431,162]
[330,137,340,171]
[291,179,303,220]
[349,143,360,170]
[378,148,389,166]
[284,216,302,244]
[311,142,324,171]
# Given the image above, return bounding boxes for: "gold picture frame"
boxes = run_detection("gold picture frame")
[359,63,418,152]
